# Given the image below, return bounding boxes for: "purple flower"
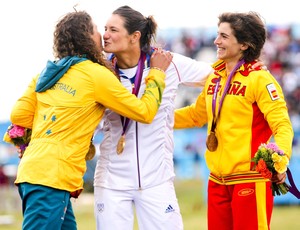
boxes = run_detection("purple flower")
[266,143,279,152]
[277,149,285,156]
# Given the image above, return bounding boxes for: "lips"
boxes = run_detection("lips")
[216,47,225,54]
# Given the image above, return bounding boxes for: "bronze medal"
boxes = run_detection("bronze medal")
[206,131,218,152]
[117,135,126,155]
[206,61,244,153]
[85,142,96,160]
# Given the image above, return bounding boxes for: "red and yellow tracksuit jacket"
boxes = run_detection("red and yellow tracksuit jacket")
[175,60,294,185]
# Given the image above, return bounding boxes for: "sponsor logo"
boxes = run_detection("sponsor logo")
[165,205,175,213]
[238,188,254,196]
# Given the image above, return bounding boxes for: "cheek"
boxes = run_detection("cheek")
[112,35,128,45]
[111,35,120,43]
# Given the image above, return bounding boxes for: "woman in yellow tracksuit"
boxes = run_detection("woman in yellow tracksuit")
[7,11,172,230]
[175,12,293,230]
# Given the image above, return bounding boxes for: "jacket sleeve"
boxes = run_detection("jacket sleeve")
[172,53,213,87]
[253,71,294,158]
[94,68,165,124]
[10,75,38,128]
[174,91,208,129]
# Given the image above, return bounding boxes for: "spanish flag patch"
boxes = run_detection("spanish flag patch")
[266,83,280,101]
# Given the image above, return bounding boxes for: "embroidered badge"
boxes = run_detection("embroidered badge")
[266,83,279,101]
[97,203,104,213]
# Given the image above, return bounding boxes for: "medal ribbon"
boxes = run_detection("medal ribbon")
[286,168,300,199]
[115,52,146,136]
[210,59,245,132]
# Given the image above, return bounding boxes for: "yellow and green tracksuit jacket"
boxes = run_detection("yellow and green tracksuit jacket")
[10,59,165,194]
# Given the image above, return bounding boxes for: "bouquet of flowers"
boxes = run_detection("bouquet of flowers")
[3,124,32,152]
[252,142,290,196]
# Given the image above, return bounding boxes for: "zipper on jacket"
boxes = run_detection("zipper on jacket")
[135,122,142,189]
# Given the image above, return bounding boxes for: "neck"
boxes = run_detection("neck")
[225,61,235,75]
[225,59,244,76]
[114,50,141,69]
[225,57,243,75]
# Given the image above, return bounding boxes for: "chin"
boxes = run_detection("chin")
[217,55,226,60]
[104,48,111,53]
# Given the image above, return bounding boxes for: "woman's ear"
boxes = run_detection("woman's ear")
[241,43,249,51]
[130,31,141,43]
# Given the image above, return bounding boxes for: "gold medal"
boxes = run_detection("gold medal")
[117,135,125,155]
[85,141,96,160]
[206,131,218,152]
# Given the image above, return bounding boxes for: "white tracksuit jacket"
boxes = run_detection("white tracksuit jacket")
[94,52,212,190]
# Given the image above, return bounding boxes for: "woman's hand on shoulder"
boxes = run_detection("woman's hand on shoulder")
[252,59,268,71]
[150,48,173,72]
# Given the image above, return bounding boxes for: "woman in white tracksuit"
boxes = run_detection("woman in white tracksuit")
[93,5,212,230]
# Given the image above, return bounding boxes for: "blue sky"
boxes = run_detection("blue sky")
[1,0,298,122]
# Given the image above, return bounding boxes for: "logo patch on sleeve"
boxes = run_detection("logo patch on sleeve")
[266,83,280,101]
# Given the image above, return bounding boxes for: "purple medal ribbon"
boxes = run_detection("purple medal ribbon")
[286,168,300,199]
[210,59,245,131]
[115,52,146,136]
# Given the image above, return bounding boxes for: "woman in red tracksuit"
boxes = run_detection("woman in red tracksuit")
[175,12,294,230]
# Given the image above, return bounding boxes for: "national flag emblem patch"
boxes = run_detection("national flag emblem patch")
[266,83,280,101]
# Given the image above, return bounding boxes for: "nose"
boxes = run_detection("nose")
[103,31,109,40]
[214,36,220,45]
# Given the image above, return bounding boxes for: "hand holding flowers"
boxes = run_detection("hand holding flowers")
[3,124,32,154]
[252,143,290,196]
